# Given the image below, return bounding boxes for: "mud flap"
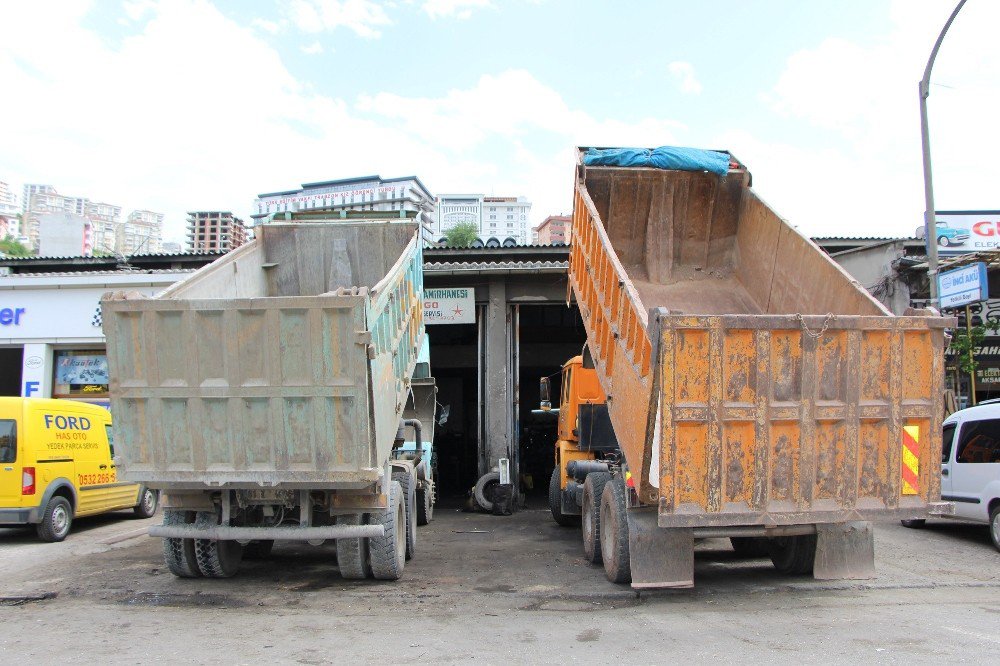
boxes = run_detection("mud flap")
[627,509,694,589]
[813,521,875,580]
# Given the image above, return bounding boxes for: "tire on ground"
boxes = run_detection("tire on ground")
[369,480,406,581]
[392,469,417,560]
[582,471,612,564]
[474,472,502,512]
[730,536,770,558]
[416,476,434,526]
[768,534,817,575]
[36,495,73,542]
[243,540,275,559]
[193,510,243,578]
[599,476,631,584]
[162,509,201,578]
[133,487,158,518]
[336,513,371,579]
[990,504,1000,553]
[548,467,580,527]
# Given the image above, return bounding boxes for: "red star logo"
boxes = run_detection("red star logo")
[452,306,463,316]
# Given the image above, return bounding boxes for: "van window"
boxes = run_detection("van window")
[0,420,15,463]
[955,420,1000,464]
[942,423,956,463]
[106,425,114,457]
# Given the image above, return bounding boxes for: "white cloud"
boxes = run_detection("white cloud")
[753,0,1000,238]
[287,0,391,38]
[1,2,680,242]
[667,61,702,95]
[251,17,284,34]
[422,0,492,20]
[301,41,325,54]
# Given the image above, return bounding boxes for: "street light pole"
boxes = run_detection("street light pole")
[920,0,968,307]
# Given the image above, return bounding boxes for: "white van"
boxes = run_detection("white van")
[903,403,1000,551]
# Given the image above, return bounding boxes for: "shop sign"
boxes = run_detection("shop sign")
[938,262,988,309]
[55,354,109,385]
[424,288,474,325]
[925,211,1000,256]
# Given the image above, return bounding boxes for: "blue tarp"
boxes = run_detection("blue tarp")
[582,146,731,176]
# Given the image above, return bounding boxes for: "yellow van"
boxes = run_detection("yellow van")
[0,397,157,542]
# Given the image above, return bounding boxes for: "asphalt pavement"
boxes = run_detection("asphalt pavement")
[1,499,998,664]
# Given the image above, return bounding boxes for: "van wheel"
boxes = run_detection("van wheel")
[600,477,631,584]
[163,510,201,578]
[134,488,158,518]
[582,472,612,564]
[369,480,406,581]
[990,505,1000,553]
[37,496,73,542]
[193,511,243,578]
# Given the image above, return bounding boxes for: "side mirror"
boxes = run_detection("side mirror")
[539,377,551,411]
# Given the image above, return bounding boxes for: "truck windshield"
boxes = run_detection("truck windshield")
[0,420,15,463]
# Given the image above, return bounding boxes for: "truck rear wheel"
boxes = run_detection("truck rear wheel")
[582,472,612,564]
[600,476,631,584]
[369,480,405,581]
[243,540,274,559]
[768,534,817,575]
[730,536,770,558]
[548,468,579,527]
[416,476,434,525]
[162,510,201,578]
[193,511,243,578]
[392,470,417,560]
[336,514,371,579]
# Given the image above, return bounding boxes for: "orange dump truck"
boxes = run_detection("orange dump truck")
[568,146,954,589]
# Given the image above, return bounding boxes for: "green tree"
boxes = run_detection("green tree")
[444,222,480,248]
[0,235,32,257]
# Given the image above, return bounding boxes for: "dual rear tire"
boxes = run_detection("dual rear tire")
[162,510,243,578]
[338,480,407,581]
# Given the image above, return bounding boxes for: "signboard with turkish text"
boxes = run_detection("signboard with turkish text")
[424,288,474,325]
[938,262,988,309]
[925,211,1000,256]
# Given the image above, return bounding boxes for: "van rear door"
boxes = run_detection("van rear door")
[0,403,21,509]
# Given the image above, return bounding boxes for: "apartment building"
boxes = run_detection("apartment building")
[186,211,249,252]
[435,194,532,246]
[533,215,572,245]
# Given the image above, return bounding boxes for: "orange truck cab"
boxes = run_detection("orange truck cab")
[0,397,158,541]
[542,349,619,527]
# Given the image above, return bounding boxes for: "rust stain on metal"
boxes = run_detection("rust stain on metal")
[568,147,954,528]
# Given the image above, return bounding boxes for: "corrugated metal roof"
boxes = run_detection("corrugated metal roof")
[426,260,568,272]
[0,269,197,278]
[0,251,224,261]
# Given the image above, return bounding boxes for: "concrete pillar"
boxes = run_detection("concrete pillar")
[20,343,52,398]
[484,279,509,469]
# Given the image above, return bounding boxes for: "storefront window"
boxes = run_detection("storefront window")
[52,350,109,400]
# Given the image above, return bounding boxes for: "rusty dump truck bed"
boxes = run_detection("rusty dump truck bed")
[569,148,952,528]
[102,221,425,489]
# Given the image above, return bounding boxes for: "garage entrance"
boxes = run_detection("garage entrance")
[0,347,22,396]
[514,304,587,502]
[426,318,481,498]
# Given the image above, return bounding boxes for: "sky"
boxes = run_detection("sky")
[1,0,998,245]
